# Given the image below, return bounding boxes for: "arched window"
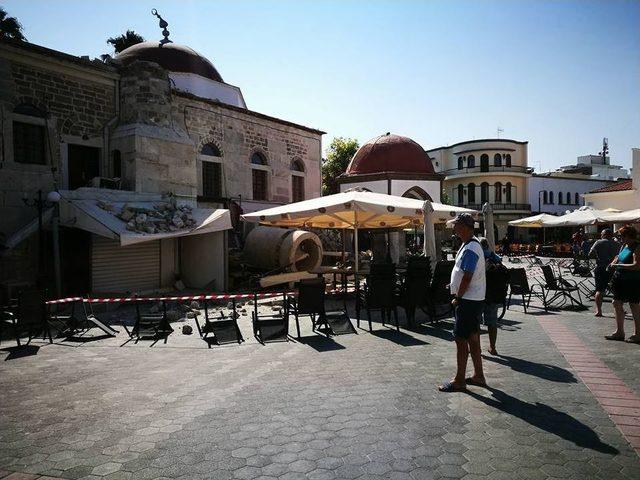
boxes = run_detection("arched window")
[402,186,430,201]
[201,143,221,157]
[543,191,548,204]
[200,142,223,199]
[549,191,554,204]
[505,154,512,167]
[467,155,475,168]
[457,157,463,170]
[558,192,563,204]
[494,153,502,167]
[494,182,502,203]
[468,183,476,203]
[291,159,305,202]
[575,192,579,205]
[505,182,512,203]
[480,154,489,172]
[567,192,571,204]
[251,151,268,200]
[480,182,489,203]
[13,103,47,165]
[457,184,464,205]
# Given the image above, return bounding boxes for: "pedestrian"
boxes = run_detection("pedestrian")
[500,235,511,255]
[605,226,640,343]
[589,229,619,317]
[479,237,508,355]
[439,213,487,392]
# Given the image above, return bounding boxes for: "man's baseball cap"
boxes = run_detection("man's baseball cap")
[450,213,475,228]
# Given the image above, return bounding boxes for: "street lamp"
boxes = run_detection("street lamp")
[47,191,62,297]
[22,190,55,286]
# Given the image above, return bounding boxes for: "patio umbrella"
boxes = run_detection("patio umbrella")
[242,190,478,272]
[600,208,640,224]
[422,200,437,270]
[482,202,495,252]
[543,206,617,227]
[508,213,558,228]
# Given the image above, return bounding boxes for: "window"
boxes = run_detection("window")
[251,152,267,165]
[505,154,512,167]
[481,182,489,203]
[549,191,554,204]
[495,182,502,203]
[291,159,305,202]
[457,184,464,205]
[467,155,475,168]
[543,191,548,204]
[567,192,571,204]
[480,154,489,172]
[468,183,476,203]
[13,114,46,165]
[575,192,579,205]
[494,153,502,167]
[457,157,463,170]
[252,170,268,200]
[202,162,222,198]
[558,192,563,204]
[112,150,122,178]
[505,182,512,203]
[200,142,223,199]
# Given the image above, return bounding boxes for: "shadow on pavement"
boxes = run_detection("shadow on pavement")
[467,387,619,455]
[483,354,577,383]
[370,329,428,346]
[411,323,453,342]
[2,344,40,361]
[296,335,346,352]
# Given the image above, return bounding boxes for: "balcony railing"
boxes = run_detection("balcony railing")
[463,203,531,211]
[442,165,533,175]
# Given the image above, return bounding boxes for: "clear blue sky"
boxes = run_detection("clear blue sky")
[5,0,639,171]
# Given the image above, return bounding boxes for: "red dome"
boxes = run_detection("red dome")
[346,133,434,175]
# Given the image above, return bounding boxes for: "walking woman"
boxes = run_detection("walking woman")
[606,226,640,343]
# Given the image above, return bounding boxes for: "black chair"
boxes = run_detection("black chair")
[131,300,173,343]
[252,293,289,343]
[426,260,454,322]
[195,299,244,346]
[1,290,51,346]
[356,264,398,332]
[287,278,326,338]
[540,264,585,310]
[507,268,547,313]
[398,256,432,327]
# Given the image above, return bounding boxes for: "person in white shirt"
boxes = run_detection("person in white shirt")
[439,213,487,392]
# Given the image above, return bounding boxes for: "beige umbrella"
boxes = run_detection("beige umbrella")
[482,202,495,252]
[543,206,618,227]
[508,213,558,228]
[600,208,640,223]
[422,200,437,270]
[242,190,478,272]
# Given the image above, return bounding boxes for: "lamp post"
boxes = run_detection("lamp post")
[48,191,62,297]
[22,190,54,286]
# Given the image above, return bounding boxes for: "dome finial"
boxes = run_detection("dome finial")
[151,8,172,46]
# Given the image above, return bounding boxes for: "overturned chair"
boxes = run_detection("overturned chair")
[540,264,586,310]
[48,298,118,338]
[1,289,52,346]
[194,299,244,347]
[252,293,289,344]
[286,278,355,338]
[130,299,173,343]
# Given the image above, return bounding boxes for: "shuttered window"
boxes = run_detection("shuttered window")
[292,175,305,202]
[14,121,46,165]
[202,161,222,199]
[252,169,267,201]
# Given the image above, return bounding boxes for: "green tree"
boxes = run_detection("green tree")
[101,30,145,62]
[440,188,451,205]
[0,7,26,41]
[322,137,359,195]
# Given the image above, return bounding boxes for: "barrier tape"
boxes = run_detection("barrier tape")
[45,287,355,305]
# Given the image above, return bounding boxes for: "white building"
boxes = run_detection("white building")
[528,173,612,215]
[558,154,629,180]
[583,149,640,211]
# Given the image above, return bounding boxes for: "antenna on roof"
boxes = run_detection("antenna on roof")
[598,137,609,165]
[151,8,172,46]
[497,127,504,138]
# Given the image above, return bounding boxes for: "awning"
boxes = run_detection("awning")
[58,188,232,246]
[2,208,53,251]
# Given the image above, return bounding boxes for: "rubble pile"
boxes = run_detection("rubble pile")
[97,201,197,234]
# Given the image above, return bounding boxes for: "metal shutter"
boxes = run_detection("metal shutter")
[92,235,160,293]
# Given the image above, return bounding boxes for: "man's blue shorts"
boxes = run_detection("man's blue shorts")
[453,299,483,339]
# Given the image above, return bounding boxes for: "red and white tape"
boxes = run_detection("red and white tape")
[45,287,354,305]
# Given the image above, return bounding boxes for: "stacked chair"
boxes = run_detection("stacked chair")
[397,256,432,327]
[426,260,455,322]
[1,289,51,346]
[356,262,399,332]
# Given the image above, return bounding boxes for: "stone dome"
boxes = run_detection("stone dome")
[345,133,435,175]
[116,42,224,83]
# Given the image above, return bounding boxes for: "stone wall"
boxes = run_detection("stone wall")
[172,93,322,207]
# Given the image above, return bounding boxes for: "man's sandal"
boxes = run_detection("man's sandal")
[438,381,466,393]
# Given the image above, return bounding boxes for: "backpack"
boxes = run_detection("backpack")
[485,262,509,303]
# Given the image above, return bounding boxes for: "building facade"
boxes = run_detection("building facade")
[427,139,532,238]
[583,149,640,211]
[558,154,629,180]
[528,173,612,215]
[0,35,323,294]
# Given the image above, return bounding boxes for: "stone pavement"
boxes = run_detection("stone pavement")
[1,296,640,480]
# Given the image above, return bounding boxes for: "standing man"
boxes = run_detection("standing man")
[589,229,619,317]
[439,214,487,392]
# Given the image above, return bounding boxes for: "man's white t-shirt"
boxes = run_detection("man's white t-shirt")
[450,238,486,301]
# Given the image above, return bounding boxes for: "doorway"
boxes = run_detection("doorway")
[68,144,100,190]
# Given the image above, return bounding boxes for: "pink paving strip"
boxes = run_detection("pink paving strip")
[537,316,640,456]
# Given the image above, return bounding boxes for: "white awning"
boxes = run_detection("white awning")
[58,188,232,246]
